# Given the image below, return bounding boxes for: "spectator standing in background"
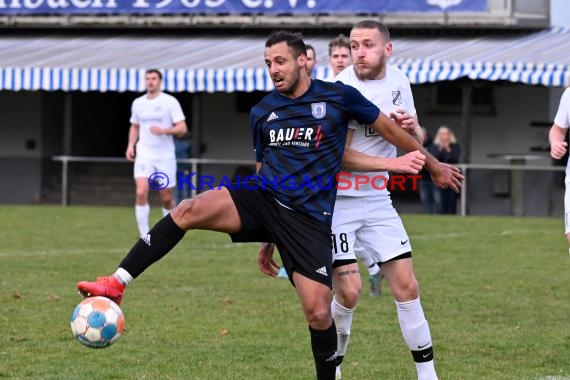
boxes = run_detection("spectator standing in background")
[431,126,460,214]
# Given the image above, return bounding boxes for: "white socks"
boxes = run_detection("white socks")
[135,205,171,237]
[331,297,355,357]
[135,204,150,238]
[396,298,438,380]
[114,268,134,286]
[368,263,380,276]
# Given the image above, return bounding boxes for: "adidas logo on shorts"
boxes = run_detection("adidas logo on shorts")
[142,233,151,246]
[315,266,328,276]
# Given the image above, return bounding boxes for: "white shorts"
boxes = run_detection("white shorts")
[133,156,177,189]
[331,194,412,264]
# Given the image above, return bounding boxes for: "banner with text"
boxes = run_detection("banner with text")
[0,0,487,15]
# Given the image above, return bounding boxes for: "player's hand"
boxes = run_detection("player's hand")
[551,141,568,160]
[390,150,425,174]
[390,109,418,135]
[149,126,164,135]
[429,162,464,193]
[125,146,136,161]
[257,243,279,277]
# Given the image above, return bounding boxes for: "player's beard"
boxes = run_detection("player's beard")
[276,66,301,96]
[354,58,386,81]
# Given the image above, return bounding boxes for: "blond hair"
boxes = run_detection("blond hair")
[433,126,457,146]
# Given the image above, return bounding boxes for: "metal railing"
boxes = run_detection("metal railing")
[455,163,565,216]
[53,156,566,216]
[52,156,256,206]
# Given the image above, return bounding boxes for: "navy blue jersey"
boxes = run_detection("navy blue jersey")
[249,79,380,224]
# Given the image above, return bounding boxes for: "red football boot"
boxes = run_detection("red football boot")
[77,276,125,305]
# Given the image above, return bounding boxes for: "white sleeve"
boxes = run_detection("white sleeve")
[402,78,417,117]
[170,98,186,124]
[554,88,570,129]
[348,120,359,130]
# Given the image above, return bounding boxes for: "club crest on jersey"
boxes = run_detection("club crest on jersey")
[311,102,327,119]
[392,90,402,106]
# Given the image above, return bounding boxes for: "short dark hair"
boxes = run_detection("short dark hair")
[328,34,350,57]
[145,69,163,80]
[352,20,391,42]
[265,31,307,58]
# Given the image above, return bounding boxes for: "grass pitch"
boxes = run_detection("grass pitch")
[0,205,569,380]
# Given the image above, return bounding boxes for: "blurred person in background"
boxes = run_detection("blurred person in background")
[126,69,187,238]
[328,34,352,78]
[431,126,460,215]
[305,44,317,77]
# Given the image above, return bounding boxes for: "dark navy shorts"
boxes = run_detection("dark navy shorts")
[228,187,333,288]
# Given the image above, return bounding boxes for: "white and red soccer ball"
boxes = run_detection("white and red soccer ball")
[70,296,124,348]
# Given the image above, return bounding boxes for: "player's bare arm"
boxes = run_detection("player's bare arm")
[170,120,189,137]
[342,147,425,174]
[149,120,188,137]
[341,128,424,173]
[125,123,139,161]
[389,109,423,144]
[549,124,568,160]
[370,112,463,192]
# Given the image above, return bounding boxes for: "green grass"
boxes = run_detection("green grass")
[0,205,569,380]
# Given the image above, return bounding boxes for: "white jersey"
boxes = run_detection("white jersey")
[554,87,570,176]
[130,92,185,160]
[335,64,416,197]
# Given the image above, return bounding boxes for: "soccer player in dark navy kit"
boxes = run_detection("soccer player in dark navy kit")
[77,31,463,380]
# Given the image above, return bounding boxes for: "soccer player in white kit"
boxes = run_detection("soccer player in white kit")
[325,33,385,297]
[127,69,187,238]
[332,20,441,380]
[549,87,570,252]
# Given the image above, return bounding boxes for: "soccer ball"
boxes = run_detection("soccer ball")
[70,296,125,348]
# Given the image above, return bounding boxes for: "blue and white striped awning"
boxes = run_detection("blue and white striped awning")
[390,27,570,87]
[0,28,569,93]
